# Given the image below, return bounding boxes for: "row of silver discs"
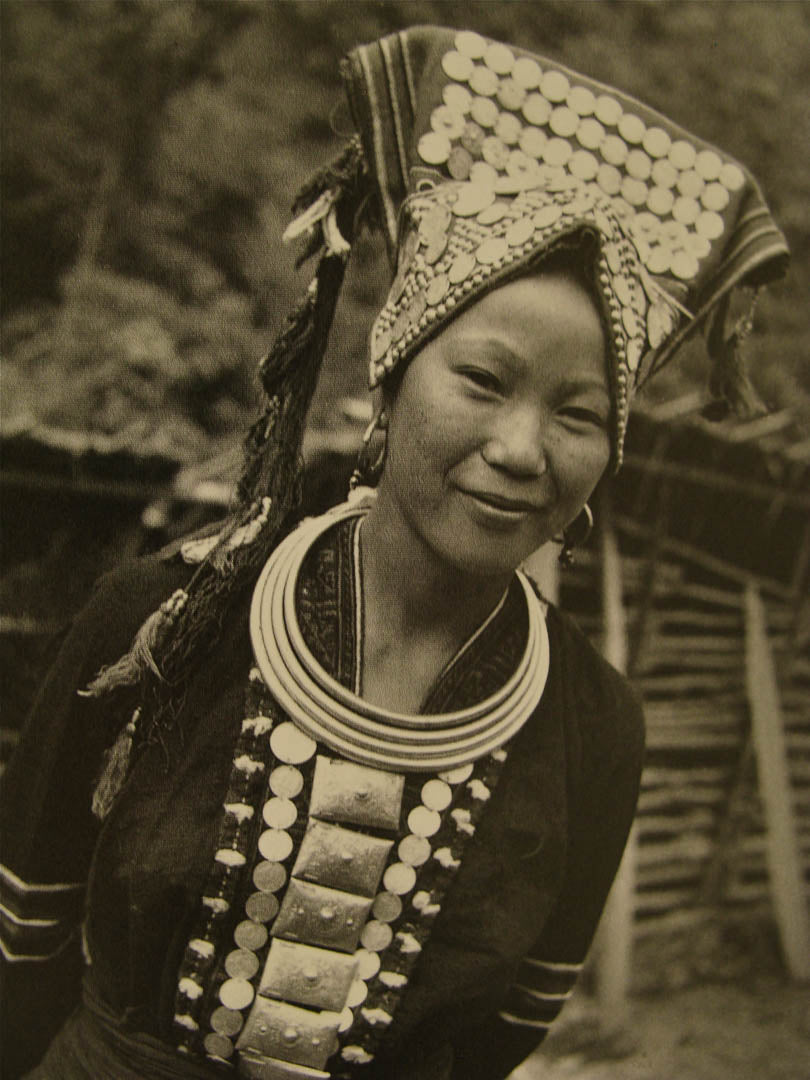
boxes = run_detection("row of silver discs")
[205,717,481,1065]
[414,31,745,283]
[371,181,652,386]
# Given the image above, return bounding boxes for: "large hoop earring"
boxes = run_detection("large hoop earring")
[349,408,388,491]
[558,503,594,567]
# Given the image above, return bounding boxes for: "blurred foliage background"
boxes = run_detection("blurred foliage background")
[2,0,809,468]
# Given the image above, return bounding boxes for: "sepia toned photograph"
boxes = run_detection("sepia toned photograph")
[1,3,808,1078]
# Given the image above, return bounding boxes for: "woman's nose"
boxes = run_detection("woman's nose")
[481,409,547,476]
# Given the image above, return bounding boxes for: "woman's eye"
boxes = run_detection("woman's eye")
[560,405,608,427]
[460,367,502,393]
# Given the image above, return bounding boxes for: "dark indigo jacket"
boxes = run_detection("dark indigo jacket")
[1,521,644,1079]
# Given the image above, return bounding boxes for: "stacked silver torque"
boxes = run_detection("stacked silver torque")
[249,499,550,772]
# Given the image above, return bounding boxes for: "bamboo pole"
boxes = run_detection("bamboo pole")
[593,492,636,1029]
[638,789,727,811]
[664,582,746,608]
[644,729,740,751]
[745,581,810,980]
[635,672,742,694]
[642,766,728,784]
[696,738,756,908]
[636,811,716,834]
[633,903,774,937]
[789,520,810,598]
[627,443,671,674]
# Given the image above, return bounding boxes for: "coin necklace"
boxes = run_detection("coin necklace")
[250,500,550,772]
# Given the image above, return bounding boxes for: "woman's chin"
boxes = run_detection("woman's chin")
[382,492,553,581]
[429,528,544,582]
[438,507,553,580]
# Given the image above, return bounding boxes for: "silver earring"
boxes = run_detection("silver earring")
[558,503,593,567]
[349,408,388,491]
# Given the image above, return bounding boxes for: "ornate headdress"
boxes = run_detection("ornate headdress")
[339,26,788,463]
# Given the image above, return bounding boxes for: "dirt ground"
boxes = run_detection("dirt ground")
[516,977,810,1080]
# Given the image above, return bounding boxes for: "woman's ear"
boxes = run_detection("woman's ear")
[375,380,397,424]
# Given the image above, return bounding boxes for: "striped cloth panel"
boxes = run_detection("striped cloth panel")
[498,957,583,1030]
[0,861,84,962]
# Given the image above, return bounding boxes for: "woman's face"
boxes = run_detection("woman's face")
[377,269,612,579]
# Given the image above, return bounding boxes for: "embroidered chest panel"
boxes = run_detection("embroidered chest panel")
[172,672,510,1077]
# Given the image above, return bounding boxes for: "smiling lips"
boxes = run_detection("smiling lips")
[460,488,544,515]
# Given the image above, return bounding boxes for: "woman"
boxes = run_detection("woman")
[1,25,787,1080]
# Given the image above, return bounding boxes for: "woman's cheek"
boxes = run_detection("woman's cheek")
[585,431,611,483]
[564,437,610,503]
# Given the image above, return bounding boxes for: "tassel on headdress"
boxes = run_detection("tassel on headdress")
[180,496,273,567]
[702,290,766,421]
[237,135,371,515]
[91,707,141,820]
[78,588,188,698]
[209,496,273,572]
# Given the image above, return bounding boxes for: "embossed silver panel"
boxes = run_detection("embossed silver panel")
[272,879,372,953]
[292,821,393,897]
[236,997,340,1069]
[258,939,357,1012]
[309,756,404,830]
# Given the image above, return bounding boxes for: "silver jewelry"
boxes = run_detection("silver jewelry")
[250,501,550,771]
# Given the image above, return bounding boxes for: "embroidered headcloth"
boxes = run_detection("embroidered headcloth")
[341,26,788,461]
